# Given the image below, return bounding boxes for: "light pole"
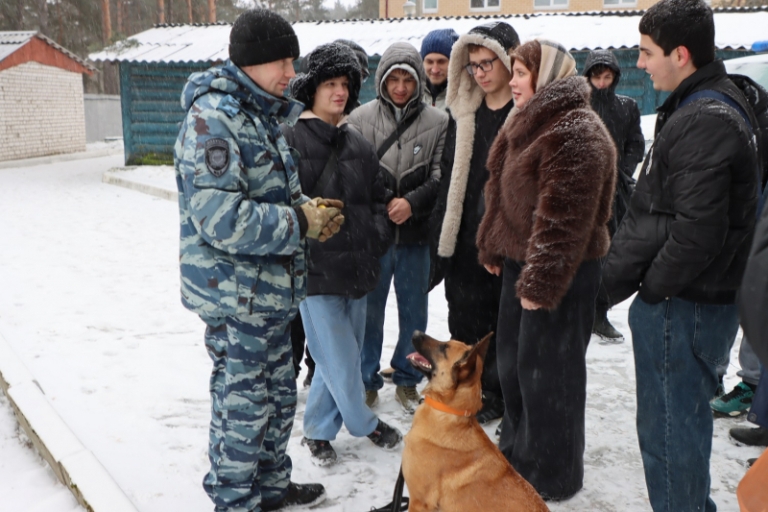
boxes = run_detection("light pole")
[403,0,416,17]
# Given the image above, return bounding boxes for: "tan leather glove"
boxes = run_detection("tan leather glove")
[298,198,345,242]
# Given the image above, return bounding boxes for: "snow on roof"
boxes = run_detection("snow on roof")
[0,31,37,63]
[0,31,96,71]
[89,6,768,64]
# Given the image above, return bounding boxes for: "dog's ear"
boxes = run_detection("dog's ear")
[474,332,493,362]
[452,332,493,383]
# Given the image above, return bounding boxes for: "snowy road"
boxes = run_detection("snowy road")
[0,154,762,511]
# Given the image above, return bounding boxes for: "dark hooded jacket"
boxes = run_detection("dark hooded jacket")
[583,50,645,179]
[603,60,759,307]
[282,113,391,298]
[584,51,645,234]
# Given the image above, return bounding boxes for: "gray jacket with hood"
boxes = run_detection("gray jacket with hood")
[349,42,449,245]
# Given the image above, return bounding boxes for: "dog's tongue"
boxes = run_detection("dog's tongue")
[407,352,430,367]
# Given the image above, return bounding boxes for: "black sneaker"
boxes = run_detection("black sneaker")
[593,311,624,343]
[495,422,502,438]
[301,437,338,466]
[476,393,504,424]
[367,419,402,449]
[748,457,757,467]
[729,426,768,447]
[262,482,326,511]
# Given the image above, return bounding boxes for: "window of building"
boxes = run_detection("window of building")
[470,0,501,12]
[533,0,568,9]
[423,0,438,12]
[603,0,637,7]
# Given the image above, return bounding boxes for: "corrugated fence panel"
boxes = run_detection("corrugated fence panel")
[121,61,212,164]
[120,50,754,164]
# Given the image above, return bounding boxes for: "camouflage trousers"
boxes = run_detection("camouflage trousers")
[201,311,298,512]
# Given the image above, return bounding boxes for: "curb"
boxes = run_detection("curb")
[102,168,177,202]
[0,333,138,512]
[0,148,124,170]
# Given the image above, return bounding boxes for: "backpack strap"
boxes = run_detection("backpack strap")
[377,103,426,160]
[677,89,753,133]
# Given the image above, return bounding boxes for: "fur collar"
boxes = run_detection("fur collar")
[437,33,514,258]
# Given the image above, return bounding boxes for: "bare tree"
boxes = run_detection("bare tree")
[117,0,124,34]
[168,0,173,23]
[36,0,48,34]
[17,0,25,30]
[186,0,193,22]
[158,0,165,23]
[208,0,216,23]
[101,0,111,43]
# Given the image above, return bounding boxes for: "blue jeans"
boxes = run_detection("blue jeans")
[629,296,740,512]
[300,295,378,441]
[362,244,428,390]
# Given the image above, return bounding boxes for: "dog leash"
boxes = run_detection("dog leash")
[368,466,409,512]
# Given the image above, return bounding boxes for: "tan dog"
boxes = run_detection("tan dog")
[402,331,550,512]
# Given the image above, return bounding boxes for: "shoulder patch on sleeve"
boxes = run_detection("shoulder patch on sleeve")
[205,138,230,177]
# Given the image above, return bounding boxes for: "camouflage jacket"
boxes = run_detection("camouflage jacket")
[174,61,309,319]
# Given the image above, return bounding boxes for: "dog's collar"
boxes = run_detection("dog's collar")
[423,395,474,417]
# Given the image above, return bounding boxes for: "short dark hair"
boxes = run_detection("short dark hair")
[639,0,715,69]
[588,64,614,79]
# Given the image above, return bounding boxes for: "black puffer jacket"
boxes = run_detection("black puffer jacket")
[583,50,645,179]
[282,113,392,298]
[603,60,759,306]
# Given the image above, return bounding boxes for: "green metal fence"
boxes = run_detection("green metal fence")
[118,48,753,164]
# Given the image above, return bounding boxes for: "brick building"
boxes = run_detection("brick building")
[382,0,661,18]
[0,32,94,162]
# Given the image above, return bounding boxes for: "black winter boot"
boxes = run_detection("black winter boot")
[592,309,624,343]
[301,437,337,466]
[367,419,402,449]
[262,482,326,511]
[476,392,505,424]
[729,426,768,447]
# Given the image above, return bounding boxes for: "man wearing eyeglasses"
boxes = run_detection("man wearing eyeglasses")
[429,21,520,425]
[348,42,449,414]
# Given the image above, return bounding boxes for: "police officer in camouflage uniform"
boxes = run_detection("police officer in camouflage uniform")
[174,8,344,512]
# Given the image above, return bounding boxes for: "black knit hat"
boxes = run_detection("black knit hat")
[229,8,300,67]
[468,22,520,53]
[290,42,362,115]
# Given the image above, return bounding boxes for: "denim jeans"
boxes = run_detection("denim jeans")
[629,296,740,512]
[362,244,429,390]
[300,295,378,441]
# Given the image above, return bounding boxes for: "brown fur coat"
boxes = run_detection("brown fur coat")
[477,75,616,310]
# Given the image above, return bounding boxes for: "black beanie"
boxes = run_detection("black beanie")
[468,22,520,53]
[229,8,300,67]
[290,42,362,115]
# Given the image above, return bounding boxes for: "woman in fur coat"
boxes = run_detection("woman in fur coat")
[476,39,616,501]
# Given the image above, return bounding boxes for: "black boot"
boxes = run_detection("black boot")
[262,482,326,511]
[476,392,504,424]
[301,437,337,466]
[367,419,402,449]
[592,309,624,343]
[729,426,768,447]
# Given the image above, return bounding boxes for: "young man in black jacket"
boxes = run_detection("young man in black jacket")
[602,1,759,510]
[583,49,645,343]
[429,22,520,424]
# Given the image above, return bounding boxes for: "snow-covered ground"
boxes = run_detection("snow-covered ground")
[0,154,763,511]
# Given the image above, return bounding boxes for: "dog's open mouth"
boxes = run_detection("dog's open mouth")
[407,352,432,373]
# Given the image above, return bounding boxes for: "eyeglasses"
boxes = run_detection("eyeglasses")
[465,57,499,76]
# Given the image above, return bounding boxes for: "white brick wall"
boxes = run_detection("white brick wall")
[0,62,86,162]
